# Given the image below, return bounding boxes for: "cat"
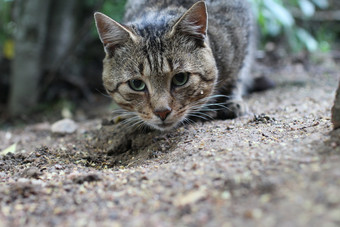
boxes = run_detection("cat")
[94,0,255,131]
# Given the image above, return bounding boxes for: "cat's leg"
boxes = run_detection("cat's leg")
[213,85,249,120]
[213,55,253,120]
[188,78,250,122]
[187,88,247,122]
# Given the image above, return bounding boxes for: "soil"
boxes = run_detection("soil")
[1,57,340,227]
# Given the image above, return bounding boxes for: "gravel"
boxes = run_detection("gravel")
[0,61,340,227]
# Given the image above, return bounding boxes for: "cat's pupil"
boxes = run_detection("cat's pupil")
[172,73,189,86]
[129,79,146,91]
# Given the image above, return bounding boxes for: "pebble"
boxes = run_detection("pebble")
[51,119,78,134]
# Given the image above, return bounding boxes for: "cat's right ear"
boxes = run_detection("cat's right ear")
[170,1,208,41]
[94,12,138,54]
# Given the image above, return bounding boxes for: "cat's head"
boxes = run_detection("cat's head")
[94,1,217,131]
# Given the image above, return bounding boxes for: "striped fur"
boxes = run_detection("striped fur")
[94,0,254,131]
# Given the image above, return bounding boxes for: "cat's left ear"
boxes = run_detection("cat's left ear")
[170,1,208,41]
[94,12,138,54]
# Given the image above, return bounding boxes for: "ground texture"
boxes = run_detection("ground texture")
[1,59,340,227]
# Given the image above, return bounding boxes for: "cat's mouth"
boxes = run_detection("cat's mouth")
[154,122,177,131]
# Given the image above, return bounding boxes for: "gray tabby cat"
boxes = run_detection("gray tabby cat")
[94,0,254,131]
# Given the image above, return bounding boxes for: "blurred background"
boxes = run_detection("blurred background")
[0,0,339,125]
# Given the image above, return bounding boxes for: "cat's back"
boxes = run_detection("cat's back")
[124,0,251,27]
[123,0,253,65]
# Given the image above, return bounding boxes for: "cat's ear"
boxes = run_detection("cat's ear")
[94,12,138,54]
[170,1,208,40]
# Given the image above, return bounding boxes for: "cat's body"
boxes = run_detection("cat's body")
[94,0,254,131]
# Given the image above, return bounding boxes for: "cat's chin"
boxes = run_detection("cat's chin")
[150,122,179,131]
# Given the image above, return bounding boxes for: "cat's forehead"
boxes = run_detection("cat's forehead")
[120,38,200,78]
[128,9,180,38]
[139,54,174,77]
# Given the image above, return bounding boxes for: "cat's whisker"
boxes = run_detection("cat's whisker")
[109,108,151,132]
[189,110,213,119]
[114,113,137,121]
[201,103,227,107]
[119,116,141,130]
[208,94,232,100]
[95,89,111,98]
[136,121,151,133]
[180,117,195,127]
[111,113,130,119]
[111,109,132,115]
[111,109,139,124]
[130,119,145,129]
[187,113,210,121]
[202,105,232,112]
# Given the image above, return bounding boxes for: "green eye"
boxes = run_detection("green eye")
[129,79,146,91]
[172,73,189,86]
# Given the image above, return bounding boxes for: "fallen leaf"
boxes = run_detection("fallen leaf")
[1,143,17,155]
[173,189,207,207]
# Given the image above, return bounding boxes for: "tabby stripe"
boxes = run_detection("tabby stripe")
[167,58,174,72]
[197,73,214,83]
[158,38,165,72]
[138,63,144,75]
[108,83,135,103]
[115,90,134,102]
[146,52,153,72]
[107,81,123,94]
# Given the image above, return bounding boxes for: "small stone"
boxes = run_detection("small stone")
[51,118,78,134]
[55,164,63,170]
[21,167,42,179]
[332,80,340,130]
[72,174,101,184]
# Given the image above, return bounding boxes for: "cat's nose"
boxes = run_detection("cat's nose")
[154,108,172,121]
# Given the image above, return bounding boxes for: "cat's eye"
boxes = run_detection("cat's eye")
[172,73,189,87]
[129,79,146,91]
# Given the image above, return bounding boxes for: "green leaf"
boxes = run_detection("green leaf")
[311,0,329,9]
[298,0,315,17]
[265,10,281,36]
[263,0,294,27]
[1,143,17,156]
[296,28,318,52]
[319,41,330,52]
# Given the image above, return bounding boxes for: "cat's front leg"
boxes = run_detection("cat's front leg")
[210,81,249,120]
[214,98,249,120]
[189,95,249,123]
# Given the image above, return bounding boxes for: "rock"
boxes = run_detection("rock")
[51,118,78,134]
[332,81,340,130]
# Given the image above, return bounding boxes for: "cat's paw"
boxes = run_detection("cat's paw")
[215,99,249,120]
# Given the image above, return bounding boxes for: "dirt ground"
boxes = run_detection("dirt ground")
[1,57,340,227]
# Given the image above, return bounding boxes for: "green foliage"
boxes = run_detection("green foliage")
[315,26,335,52]
[249,0,330,52]
[88,0,126,38]
[84,0,126,21]
[100,0,126,22]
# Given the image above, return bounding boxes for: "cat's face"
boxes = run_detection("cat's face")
[95,1,217,130]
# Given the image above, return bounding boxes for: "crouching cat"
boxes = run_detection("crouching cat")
[94,0,255,131]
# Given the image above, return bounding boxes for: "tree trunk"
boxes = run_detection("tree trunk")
[9,0,50,115]
[8,0,79,116]
[42,0,78,71]
[8,0,51,116]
